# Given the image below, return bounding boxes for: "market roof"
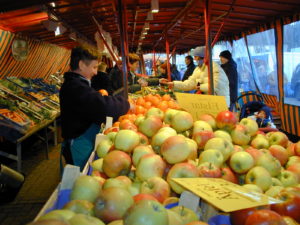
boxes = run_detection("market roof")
[1,0,300,53]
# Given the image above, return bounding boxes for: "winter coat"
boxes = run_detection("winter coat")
[173,62,230,106]
[91,71,113,95]
[109,65,123,91]
[182,62,196,81]
[59,72,129,139]
[221,59,238,104]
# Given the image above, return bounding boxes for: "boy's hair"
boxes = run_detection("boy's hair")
[98,62,107,72]
[259,106,272,119]
[128,53,140,64]
[70,47,98,71]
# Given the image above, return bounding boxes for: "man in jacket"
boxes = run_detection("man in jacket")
[182,55,195,81]
[219,50,238,111]
[60,47,129,170]
[160,46,230,106]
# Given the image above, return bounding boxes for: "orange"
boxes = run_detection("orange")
[157,101,169,111]
[136,97,145,106]
[144,101,152,109]
[162,94,171,101]
[112,121,120,127]
[151,96,160,107]
[144,94,154,102]
[99,89,108,96]
[135,105,146,115]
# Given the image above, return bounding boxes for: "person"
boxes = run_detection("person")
[59,47,130,170]
[219,50,238,111]
[248,106,276,129]
[171,64,181,81]
[291,63,300,100]
[182,55,195,81]
[91,62,113,95]
[159,46,230,106]
[109,60,123,92]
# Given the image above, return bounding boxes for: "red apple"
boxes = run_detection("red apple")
[140,177,170,203]
[198,162,222,178]
[215,110,238,131]
[268,131,289,148]
[245,147,263,163]
[198,113,216,130]
[221,167,238,184]
[245,209,287,225]
[286,156,300,168]
[230,206,269,225]
[269,145,289,166]
[138,116,163,137]
[133,193,159,203]
[286,163,300,182]
[119,119,138,131]
[102,150,132,178]
[294,141,300,156]
[94,187,134,223]
[192,130,215,149]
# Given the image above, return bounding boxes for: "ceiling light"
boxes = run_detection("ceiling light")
[151,0,159,13]
[55,26,61,36]
[54,24,66,36]
[50,2,56,7]
[144,23,150,30]
[142,29,147,35]
[141,36,145,39]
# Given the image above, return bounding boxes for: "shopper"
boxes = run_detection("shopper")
[91,61,113,95]
[219,50,238,111]
[182,55,195,81]
[171,64,181,81]
[59,47,130,170]
[159,46,230,106]
[109,60,123,92]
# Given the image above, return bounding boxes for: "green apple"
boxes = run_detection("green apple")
[115,130,140,153]
[146,107,164,119]
[277,170,298,187]
[271,177,283,186]
[163,109,179,124]
[239,118,259,136]
[230,151,254,174]
[204,137,234,161]
[132,145,154,166]
[214,130,232,143]
[193,120,213,135]
[256,154,281,177]
[231,124,251,146]
[151,131,175,154]
[63,199,94,216]
[106,132,117,142]
[199,149,224,167]
[96,139,113,158]
[70,175,100,202]
[286,156,300,168]
[186,138,198,160]
[38,209,75,221]
[245,166,272,191]
[171,111,194,132]
[91,158,103,172]
[166,209,183,225]
[69,214,105,225]
[251,134,270,149]
[267,131,289,148]
[170,206,199,224]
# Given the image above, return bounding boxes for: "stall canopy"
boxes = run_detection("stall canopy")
[1,0,300,53]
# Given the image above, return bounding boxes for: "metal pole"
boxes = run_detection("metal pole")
[118,0,128,98]
[204,0,214,95]
[165,37,172,81]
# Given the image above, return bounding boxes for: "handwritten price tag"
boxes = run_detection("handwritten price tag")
[172,178,282,212]
[175,93,228,120]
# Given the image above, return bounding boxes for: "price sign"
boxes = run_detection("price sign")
[175,93,228,120]
[172,178,282,212]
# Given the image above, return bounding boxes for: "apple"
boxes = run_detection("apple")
[255,154,282,177]
[138,116,163,137]
[198,162,222,178]
[104,127,119,135]
[94,187,133,223]
[163,109,179,124]
[221,166,238,184]
[193,120,213,135]
[96,139,113,158]
[161,135,191,164]
[134,115,145,126]
[70,175,101,202]
[277,170,298,187]
[123,200,169,225]
[186,138,198,160]
[198,113,216,130]
[231,124,251,146]
[242,184,263,193]
[163,196,179,206]
[140,177,170,203]
[240,118,259,136]
[230,151,254,174]
[251,134,270,149]
[132,145,154,166]
[214,130,232,143]
[230,207,257,225]
[114,129,140,153]
[269,145,289,166]
[91,158,103,172]
[38,209,75,221]
[193,130,215,149]
[265,186,284,197]
[268,131,289,148]
[286,142,295,157]
[146,107,164,119]
[286,156,300,168]
[137,132,149,145]
[102,178,129,190]
[171,111,194,132]
[215,110,238,131]
[287,163,300,182]
[294,141,300,156]
[167,162,199,194]
[102,150,132,178]
[204,137,234,161]
[245,147,263,163]
[170,206,199,224]
[27,219,71,225]
[119,119,138,131]
[133,193,159,203]
[107,220,124,225]
[151,131,175,154]
[245,209,286,225]
[232,145,244,154]
[283,216,299,225]
[128,181,142,196]
[135,153,166,181]
[198,149,224,167]
[245,166,272,191]
[106,132,117,142]
[272,177,283,186]
[271,187,300,222]
[63,199,94,216]
[68,214,105,225]
[166,209,184,225]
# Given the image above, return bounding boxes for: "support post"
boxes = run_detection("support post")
[165,37,171,81]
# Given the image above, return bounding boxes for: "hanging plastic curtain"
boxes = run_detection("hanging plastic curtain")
[212,41,232,62]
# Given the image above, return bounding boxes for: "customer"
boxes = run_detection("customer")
[171,64,181,81]
[182,55,195,81]
[59,47,130,170]
[109,60,123,92]
[160,46,230,106]
[219,50,238,111]
[91,61,113,95]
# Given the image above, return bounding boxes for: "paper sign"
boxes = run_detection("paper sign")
[172,178,282,212]
[175,93,228,119]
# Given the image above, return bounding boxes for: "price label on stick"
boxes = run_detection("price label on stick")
[175,93,228,120]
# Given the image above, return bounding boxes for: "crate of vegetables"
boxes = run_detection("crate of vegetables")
[0,108,31,131]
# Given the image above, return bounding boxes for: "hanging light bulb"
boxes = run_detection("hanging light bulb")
[144,22,150,30]
[151,0,159,13]
[54,26,61,36]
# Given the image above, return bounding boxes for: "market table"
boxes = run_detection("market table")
[0,114,60,172]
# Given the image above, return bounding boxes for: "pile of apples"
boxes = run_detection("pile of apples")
[31,105,300,225]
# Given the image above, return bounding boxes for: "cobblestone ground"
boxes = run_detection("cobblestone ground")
[0,137,61,225]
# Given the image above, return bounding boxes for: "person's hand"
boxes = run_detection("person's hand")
[167,82,174,89]
[159,78,169,85]
[138,78,148,87]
